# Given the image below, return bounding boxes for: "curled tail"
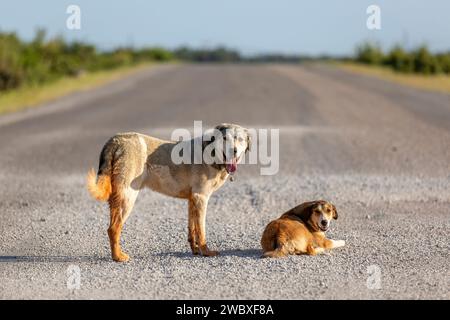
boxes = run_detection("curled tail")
[86,140,115,201]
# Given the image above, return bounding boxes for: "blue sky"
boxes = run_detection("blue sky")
[1,0,449,55]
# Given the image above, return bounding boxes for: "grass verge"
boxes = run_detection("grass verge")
[0,63,154,115]
[333,62,450,94]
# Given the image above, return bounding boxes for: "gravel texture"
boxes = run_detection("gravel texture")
[0,64,449,299]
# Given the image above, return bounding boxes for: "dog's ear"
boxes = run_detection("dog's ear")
[246,130,252,152]
[289,201,318,222]
[215,124,230,136]
[202,134,216,157]
[331,203,338,220]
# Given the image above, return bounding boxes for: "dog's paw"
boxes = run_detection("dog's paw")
[333,240,346,248]
[190,246,200,255]
[198,246,219,257]
[314,247,326,254]
[112,252,130,262]
[202,250,220,257]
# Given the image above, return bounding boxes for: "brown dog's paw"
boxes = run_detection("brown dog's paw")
[112,252,130,262]
[189,242,200,255]
[198,245,219,257]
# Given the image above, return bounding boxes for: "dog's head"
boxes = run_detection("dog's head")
[291,200,338,232]
[203,123,251,174]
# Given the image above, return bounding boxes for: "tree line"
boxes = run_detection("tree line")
[1,30,449,93]
[0,30,174,92]
[355,42,450,75]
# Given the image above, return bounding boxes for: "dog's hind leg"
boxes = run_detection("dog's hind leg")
[262,247,288,258]
[121,187,139,223]
[107,188,130,262]
[107,184,140,262]
[306,244,325,255]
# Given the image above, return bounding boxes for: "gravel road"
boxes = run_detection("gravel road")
[0,64,449,299]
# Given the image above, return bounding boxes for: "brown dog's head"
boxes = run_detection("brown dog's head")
[290,200,338,232]
[203,123,251,174]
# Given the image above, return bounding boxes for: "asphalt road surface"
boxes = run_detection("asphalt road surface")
[0,64,449,299]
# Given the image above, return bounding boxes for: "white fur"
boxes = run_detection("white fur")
[331,240,346,248]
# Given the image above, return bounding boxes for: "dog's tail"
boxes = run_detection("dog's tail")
[261,248,287,258]
[87,169,111,201]
[86,141,115,202]
[261,237,289,258]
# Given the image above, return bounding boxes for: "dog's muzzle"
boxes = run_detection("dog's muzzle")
[225,157,237,174]
[319,220,329,231]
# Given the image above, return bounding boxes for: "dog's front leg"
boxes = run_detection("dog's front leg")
[328,239,346,249]
[188,201,199,255]
[315,235,346,250]
[189,193,219,257]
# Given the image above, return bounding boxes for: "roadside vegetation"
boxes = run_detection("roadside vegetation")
[353,42,450,75]
[0,63,153,114]
[332,42,450,93]
[0,29,173,93]
[1,30,449,114]
[0,29,175,113]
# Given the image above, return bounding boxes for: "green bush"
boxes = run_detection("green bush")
[356,42,384,65]
[0,32,24,90]
[413,46,441,74]
[354,42,450,76]
[436,53,450,74]
[135,48,173,62]
[173,46,241,62]
[385,45,414,73]
[0,30,175,93]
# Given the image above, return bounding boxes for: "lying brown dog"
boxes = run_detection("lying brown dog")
[261,200,345,258]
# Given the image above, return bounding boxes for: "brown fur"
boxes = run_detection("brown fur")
[87,168,112,201]
[87,124,251,262]
[261,200,345,258]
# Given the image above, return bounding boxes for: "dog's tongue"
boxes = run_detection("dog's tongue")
[226,158,237,174]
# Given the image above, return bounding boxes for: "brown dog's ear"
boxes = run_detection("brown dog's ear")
[332,204,338,220]
[288,201,318,222]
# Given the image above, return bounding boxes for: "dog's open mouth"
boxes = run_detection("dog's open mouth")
[319,225,328,232]
[225,157,237,174]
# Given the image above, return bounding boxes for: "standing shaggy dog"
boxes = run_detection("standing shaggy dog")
[87,123,251,262]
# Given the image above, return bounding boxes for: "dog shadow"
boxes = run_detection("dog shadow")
[0,249,263,263]
[0,255,109,263]
[156,248,262,260]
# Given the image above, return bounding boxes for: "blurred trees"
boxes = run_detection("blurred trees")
[0,29,174,92]
[174,46,240,62]
[356,41,450,75]
[1,30,449,94]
